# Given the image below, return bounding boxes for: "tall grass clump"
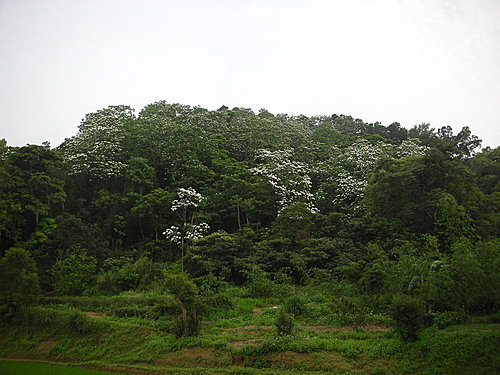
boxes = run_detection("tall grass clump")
[390,295,427,342]
[284,295,306,317]
[274,308,294,336]
[17,306,99,335]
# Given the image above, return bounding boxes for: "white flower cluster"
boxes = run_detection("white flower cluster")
[251,149,317,212]
[171,187,204,212]
[61,107,133,178]
[396,139,429,158]
[315,138,428,215]
[163,222,209,245]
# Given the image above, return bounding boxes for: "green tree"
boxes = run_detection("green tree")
[163,273,202,337]
[187,230,249,282]
[50,247,97,295]
[131,188,173,241]
[0,247,40,313]
[390,295,427,342]
[59,105,135,179]
[8,145,66,227]
[365,149,476,237]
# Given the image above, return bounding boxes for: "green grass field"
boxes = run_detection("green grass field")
[0,360,121,375]
[1,289,499,375]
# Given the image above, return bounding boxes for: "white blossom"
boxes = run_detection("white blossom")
[163,222,209,245]
[171,187,204,212]
[251,149,317,212]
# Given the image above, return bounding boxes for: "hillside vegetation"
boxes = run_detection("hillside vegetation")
[0,102,499,374]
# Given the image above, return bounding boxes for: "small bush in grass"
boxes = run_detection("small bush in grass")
[163,273,204,337]
[284,295,306,317]
[193,273,229,296]
[390,295,427,342]
[275,308,294,336]
[155,316,174,332]
[201,293,234,316]
[18,306,97,335]
[244,266,279,298]
[330,296,365,325]
[433,310,466,329]
[113,304,151,318]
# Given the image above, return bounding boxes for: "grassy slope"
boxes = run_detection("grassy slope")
[0,296,499,375]
[0,360,121,375]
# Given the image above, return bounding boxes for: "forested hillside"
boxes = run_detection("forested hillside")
[1,102,499,374]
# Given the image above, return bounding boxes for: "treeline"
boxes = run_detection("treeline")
[0,102,498,318]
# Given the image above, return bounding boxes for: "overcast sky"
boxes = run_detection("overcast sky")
[0,0,499,148]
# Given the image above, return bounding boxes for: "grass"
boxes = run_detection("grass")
[0,360,122,375]
[1,288,499,375]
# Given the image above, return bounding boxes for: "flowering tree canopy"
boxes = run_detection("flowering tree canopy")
[251,149,317,213]
[59,105,135,179]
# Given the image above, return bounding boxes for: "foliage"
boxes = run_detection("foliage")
[243,265,279,298]
[162,273,203,337]
[0,102,497,372]
[390,295,427,342]
[50,247,97,295]
[0,247,40,312]
[433,310,466,329]
[284,295,307,317]
[274,308,294,336]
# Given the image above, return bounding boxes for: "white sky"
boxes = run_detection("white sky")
[0,0,499,148]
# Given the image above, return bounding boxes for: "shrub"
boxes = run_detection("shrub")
[201,293,234,315]
[275,308,294,336]
[173,306,202,338]
[17,306,97,335]
[244,266,278,298]
[96,271,121,295]
[390,295,427,342]
[113,304,151,318]
[433,310,466,329]
[0,247,40,313]
[193,273,229,296]
[51,247,96,295]
[163,273,203,337]
[284,295,306,317]
[330,296,366,325]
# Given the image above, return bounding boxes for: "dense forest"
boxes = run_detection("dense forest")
[1,102,499,374]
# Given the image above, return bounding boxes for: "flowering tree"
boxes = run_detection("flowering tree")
[315,139,428,215]
[59,105,135,179]
[251,149,317,213]
[163,187,209,271]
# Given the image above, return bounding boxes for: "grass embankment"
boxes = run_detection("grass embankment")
[0,360,120,375]
[1,291,499,375]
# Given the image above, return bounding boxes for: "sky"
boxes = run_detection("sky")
[0,0,499,148]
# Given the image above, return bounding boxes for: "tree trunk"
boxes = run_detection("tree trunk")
[236,203,241,230]
[176,297,187,323]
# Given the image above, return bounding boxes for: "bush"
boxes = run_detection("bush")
[96,271,121,295]
[173,307,202,338]
[193,273,229,296]
[201,293,234,315]
[244,266,279,298]
[330,296,365,325]
[390,295,427,342]
[51,247,96,295]
[433,310,466,329]
[17,306,97,335]
[113,304,151,318]
[96,256,161,294]
[284,295,306,317]
[275,308,294,336]
[163,273,203,337]
[0,247,40,313]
